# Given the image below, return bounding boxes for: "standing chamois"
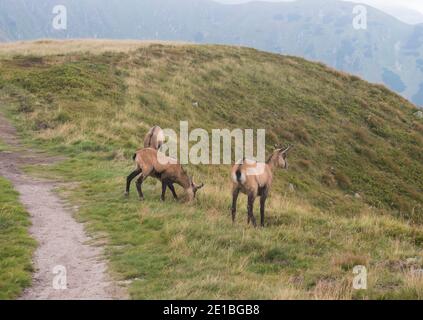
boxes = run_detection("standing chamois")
[125,148,204,202]
[231,145,292,227]
[144,126,164,150]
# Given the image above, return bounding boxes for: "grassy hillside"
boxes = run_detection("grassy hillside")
[0,40,422,299]
[0,176,35,299]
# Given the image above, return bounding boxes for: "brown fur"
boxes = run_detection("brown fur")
[125,148,204,202]
[143,126,164,150]
[230,146,292,227]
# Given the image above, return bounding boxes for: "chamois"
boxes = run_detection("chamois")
[144,126,164,150]
[125,148,204,202]
[231,145,292,227]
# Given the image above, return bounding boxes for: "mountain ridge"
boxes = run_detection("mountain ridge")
[0,0,422,106]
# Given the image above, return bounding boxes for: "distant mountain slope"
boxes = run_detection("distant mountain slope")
[377,5,423,24]
[0,0,422,106]
[0,29,7,42]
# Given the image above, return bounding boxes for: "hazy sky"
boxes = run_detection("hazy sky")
[215,0,423,15]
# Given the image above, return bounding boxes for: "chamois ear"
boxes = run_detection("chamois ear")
[280,145,293,154]
[274,143,285,150]
[279,145,293,158]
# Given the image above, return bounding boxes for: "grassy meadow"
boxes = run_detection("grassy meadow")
[0,177,35,299]
[0,40,422,299]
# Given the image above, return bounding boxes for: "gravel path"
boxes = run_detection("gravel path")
[0,114,126,300]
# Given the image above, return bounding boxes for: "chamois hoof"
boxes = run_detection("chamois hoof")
[124,192,129,198]
[138,197,144,202]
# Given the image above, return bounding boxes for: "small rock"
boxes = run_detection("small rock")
[414,111,423,119]
[288,183,295,193]
[192,101,199,107]
[354,193,362,199]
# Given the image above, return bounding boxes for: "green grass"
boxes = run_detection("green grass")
[0,139,8,152]
[24,155,423,299]
[0,177,36,299]
[0,41,422,299]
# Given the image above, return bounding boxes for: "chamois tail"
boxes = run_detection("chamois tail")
[236,170,242,182]
[232,166,247,184]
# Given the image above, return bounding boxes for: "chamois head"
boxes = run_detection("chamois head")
[188,176,204,200]
[272,145,293,169]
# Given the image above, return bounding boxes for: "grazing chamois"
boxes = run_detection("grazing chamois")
[231,145,292,227]
[125,148,204,202]
[144,126,164,150]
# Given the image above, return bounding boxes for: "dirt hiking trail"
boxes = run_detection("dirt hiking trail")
[0,113,126,300]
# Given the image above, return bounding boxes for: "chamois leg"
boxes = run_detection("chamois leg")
[161,181,167,202]
[247,194,257,228]
[125,168,141,196]
[168,183,178,200]
[231,188,240,223]
[260,191,268,228]
[135,175,146,200]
